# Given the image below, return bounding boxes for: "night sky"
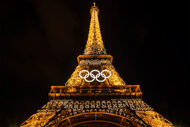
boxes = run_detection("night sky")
[0,0,187,126]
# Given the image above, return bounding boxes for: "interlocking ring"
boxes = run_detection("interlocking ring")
[79,69,111,82]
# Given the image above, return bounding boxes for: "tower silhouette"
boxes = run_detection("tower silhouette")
[21,3,173,127]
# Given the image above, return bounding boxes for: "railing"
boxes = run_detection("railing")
[48,85,142,99]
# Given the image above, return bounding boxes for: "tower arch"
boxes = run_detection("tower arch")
[46,112,144,127]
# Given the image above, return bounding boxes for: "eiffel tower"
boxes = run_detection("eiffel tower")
[21,3,173,127]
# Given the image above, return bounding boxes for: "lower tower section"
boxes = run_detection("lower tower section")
[21,85,173,127]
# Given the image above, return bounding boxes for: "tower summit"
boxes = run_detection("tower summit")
[21,3,173,127]
[84,2,106,55]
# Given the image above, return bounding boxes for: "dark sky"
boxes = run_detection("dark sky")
[0,0,187,126]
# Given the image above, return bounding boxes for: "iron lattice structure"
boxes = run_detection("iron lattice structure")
[21,3,173,127]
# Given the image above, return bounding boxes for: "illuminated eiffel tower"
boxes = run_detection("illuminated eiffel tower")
[21,3,173,127]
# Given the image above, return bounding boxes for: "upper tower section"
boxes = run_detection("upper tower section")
[48,3,142,99]
[84,2,107,55]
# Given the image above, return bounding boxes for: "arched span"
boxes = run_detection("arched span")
[71,120,125,127]
[45,112,145,127]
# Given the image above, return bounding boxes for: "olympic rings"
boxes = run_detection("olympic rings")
[79,69,111,82]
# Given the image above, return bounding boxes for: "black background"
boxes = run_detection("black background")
[0,0,187,126]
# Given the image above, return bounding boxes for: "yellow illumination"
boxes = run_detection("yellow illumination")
[21,3,173,127]
[84,3,106,55]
